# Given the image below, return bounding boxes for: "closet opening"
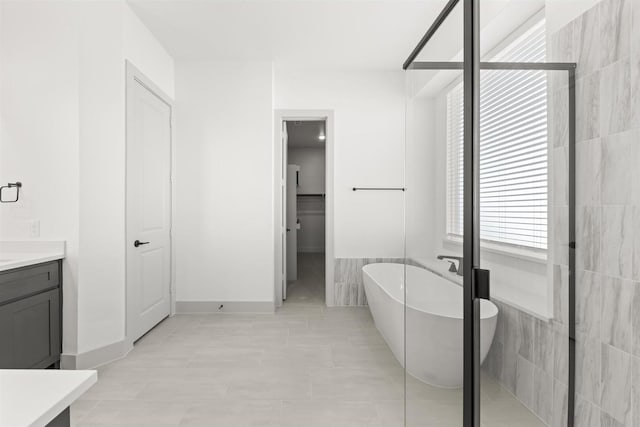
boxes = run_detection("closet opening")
[283,120,327,305]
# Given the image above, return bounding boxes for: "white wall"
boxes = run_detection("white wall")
[274,68,406,259]
[77,1,126,354]
[175,60,274,303]
[123,6,175,99]
[0,1,81,354]
[0,0,174,357]
[75,1,174,354]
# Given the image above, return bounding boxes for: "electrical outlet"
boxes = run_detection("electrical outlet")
[29,220,40,238]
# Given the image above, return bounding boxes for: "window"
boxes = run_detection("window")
[446,19,548,252]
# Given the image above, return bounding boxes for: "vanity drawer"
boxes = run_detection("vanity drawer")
[0,261,60,306]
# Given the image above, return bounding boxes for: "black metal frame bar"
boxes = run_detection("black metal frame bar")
[567,67,576,427]
[408,61,576,71]
[403,3,577,426]
[402,0,460,70]
[462,2,481,426]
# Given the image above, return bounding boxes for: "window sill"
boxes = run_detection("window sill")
[442,237,547,265]
[416,257,552,322]
[437,237,551,321]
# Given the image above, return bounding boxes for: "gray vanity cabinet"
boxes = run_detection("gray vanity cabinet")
[0,261,62,369]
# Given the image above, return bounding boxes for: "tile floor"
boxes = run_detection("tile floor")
[71,253,545,427]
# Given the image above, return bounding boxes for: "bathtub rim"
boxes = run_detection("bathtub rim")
[362,262,499,321]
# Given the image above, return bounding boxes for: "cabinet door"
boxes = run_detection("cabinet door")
[0,289,61,368]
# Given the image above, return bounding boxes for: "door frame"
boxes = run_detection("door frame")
[125,61,176,347]
[274,110,334,307]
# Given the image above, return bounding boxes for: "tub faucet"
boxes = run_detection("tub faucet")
[437,255,464,276]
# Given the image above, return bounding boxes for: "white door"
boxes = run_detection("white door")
[281,122,288,301]
[286,165,300,290]
[126,77,172,342]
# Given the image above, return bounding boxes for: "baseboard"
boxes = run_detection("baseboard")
[60,339,132,370]
[175,301,275,314]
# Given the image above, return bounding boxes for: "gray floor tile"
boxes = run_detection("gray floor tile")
[72,253,544,427]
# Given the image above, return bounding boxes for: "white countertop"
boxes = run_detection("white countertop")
[0,241,65,272]
[0,369,97,427]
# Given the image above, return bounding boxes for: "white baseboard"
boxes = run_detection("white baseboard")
[61,339,132,370]
[175,301,275,314]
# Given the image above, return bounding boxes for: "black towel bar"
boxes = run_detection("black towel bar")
[352,187,405,191]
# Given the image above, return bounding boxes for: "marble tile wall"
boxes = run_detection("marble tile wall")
[333,258,406,306]
[483,1,640,424]
[483,297,569,427]
[545,0,640,425]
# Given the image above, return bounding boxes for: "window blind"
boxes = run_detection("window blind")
[446,20,548,251]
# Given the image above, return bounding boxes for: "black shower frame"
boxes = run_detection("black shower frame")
[402,1,576,427]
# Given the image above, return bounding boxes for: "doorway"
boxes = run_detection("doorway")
[284,120,326,304]
[125,62,174,343]
[274,111,334,308]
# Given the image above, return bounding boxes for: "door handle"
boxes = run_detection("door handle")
[473,268,490,300]
[134,240,150,247]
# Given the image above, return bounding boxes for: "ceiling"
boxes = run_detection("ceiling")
[127,0,545,72]
[127,0,454,70]
[287,120,326,148]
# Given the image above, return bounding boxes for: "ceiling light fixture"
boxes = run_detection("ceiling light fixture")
[318,135,326,141]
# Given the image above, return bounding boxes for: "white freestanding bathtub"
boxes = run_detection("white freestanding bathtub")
[362,263,498,388]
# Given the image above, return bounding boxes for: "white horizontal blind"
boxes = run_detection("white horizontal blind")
[446,20,548,251]
[446,84,465,238]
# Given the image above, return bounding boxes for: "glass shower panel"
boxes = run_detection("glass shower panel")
[404,2,575,426]
[405,52,572,427]
[405,66,465,427]
[478,66,572,427]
